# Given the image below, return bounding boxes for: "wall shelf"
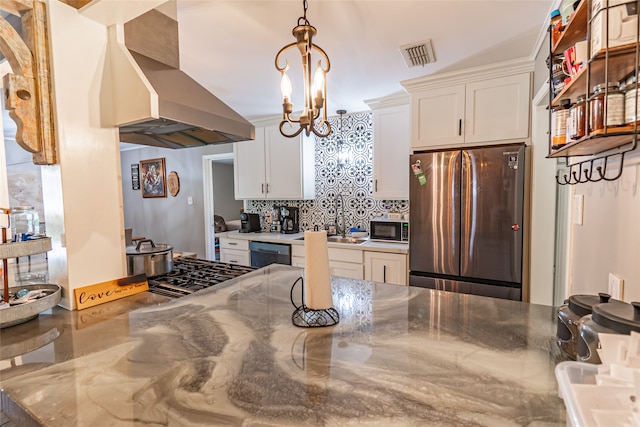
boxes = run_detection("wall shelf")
[548,0,640,185]
[548,132,637,157]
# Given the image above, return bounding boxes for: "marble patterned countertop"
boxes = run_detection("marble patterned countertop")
[0,265,565,426]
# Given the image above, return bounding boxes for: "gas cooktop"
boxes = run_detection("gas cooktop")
[147,257,256,298]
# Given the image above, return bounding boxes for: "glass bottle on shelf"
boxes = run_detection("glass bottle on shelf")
[569,95,587,140]
[10,206,39,241]
[551,98,572,150]
[550,9,563,46]
[589,82,625,134]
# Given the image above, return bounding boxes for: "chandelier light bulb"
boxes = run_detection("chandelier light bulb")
[280,73,292,100]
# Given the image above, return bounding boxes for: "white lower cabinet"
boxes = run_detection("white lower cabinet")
[219,238,250,266]
[364,251,408,286]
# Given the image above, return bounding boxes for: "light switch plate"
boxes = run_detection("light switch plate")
[608,273,624,300]
[187,196,193,205]
[573,194,584,225]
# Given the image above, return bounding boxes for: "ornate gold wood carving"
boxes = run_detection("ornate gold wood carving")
[0,0,57,164]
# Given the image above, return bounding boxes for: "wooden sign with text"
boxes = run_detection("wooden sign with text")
[74,274,149,310]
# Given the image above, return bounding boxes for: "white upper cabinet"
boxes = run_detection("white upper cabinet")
[464,73,531,144]
[234,130,266,199]
[413,85,465,147]
[234,123,315,200]
[367,94,410,200]
[401,58,533,151]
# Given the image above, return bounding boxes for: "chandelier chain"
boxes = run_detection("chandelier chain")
[298,0,310,26]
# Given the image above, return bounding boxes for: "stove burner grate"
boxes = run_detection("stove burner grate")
[147,258,256,298]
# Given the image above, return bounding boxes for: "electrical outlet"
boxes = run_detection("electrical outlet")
[573,194,584,225]
[608,273,624,300]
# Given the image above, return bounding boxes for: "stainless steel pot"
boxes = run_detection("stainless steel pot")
[126,239,173,277]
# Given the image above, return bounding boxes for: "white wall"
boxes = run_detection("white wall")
[212,162,242,222]
[45,1,130,309]
[568,154,640,301]
[528,94,559,306]
[120,143,233,257]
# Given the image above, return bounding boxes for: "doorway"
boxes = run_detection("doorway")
[202,153,243,260]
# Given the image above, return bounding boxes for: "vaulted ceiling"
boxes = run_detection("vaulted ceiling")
[176,0,555,120]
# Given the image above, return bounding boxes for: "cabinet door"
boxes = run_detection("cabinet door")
[464,73,530,143]
[234,131,266,199]
[364,252,407,286]
[264,125,304,199]
[412,85,465,149]
[372,104,410,200]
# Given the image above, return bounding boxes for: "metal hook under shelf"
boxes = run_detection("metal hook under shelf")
[556,151,628,185]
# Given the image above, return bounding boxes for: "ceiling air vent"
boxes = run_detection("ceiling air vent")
[400,39,436,67]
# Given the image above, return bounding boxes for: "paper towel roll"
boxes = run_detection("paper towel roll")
[304,231,333,310]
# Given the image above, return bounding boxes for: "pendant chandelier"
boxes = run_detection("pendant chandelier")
[336,109,351,169]
[275,0,330,138]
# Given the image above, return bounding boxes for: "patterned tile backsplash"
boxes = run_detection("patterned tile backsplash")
[246,112,408,232]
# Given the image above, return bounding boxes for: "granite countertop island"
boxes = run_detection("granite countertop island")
[0,265,565,426]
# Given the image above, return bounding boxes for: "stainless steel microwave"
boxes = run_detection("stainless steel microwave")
[369,218,409,242]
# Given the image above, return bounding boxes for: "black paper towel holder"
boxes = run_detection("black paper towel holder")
[290,277,339,328]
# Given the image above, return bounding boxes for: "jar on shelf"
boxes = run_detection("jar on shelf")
[550,9,563,46]
[589,82,625,134]
[568,95,587,140]
[551,98,572,150]
[10,206,39,241]
[624,82,640,126]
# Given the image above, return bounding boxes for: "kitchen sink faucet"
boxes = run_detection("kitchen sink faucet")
[334,192,346,238]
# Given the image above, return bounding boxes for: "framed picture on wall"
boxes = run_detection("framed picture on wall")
[140,158,167,198]
[131,164,140,190]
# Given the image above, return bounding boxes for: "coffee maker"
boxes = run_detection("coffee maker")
[270,205,282,232]
[280,206,299,234]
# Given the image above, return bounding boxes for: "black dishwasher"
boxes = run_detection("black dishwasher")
[249,241,291,268]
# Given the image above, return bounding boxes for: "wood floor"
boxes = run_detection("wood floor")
[0,411,16,427]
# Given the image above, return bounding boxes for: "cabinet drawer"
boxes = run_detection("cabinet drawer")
[294,245,363,263]
[329,260,363,280]
[220,248,250,266]
[220,238,249,251]
[291,256,306,268]
[328,247,363,264]
[292,245,305,258]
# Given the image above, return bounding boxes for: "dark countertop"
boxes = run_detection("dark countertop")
[0,265,565,426]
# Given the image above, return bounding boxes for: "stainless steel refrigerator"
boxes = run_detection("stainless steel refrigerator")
[409,143,525,301]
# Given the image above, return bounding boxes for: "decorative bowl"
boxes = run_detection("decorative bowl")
[0,284,62,329]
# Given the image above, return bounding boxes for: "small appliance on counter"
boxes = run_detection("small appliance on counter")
[280,206,299,234]
[557,292,616,361]
[370,217,409,242]
[271,205,282,233]
[239,212,261,233]
[577,299,640,364]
